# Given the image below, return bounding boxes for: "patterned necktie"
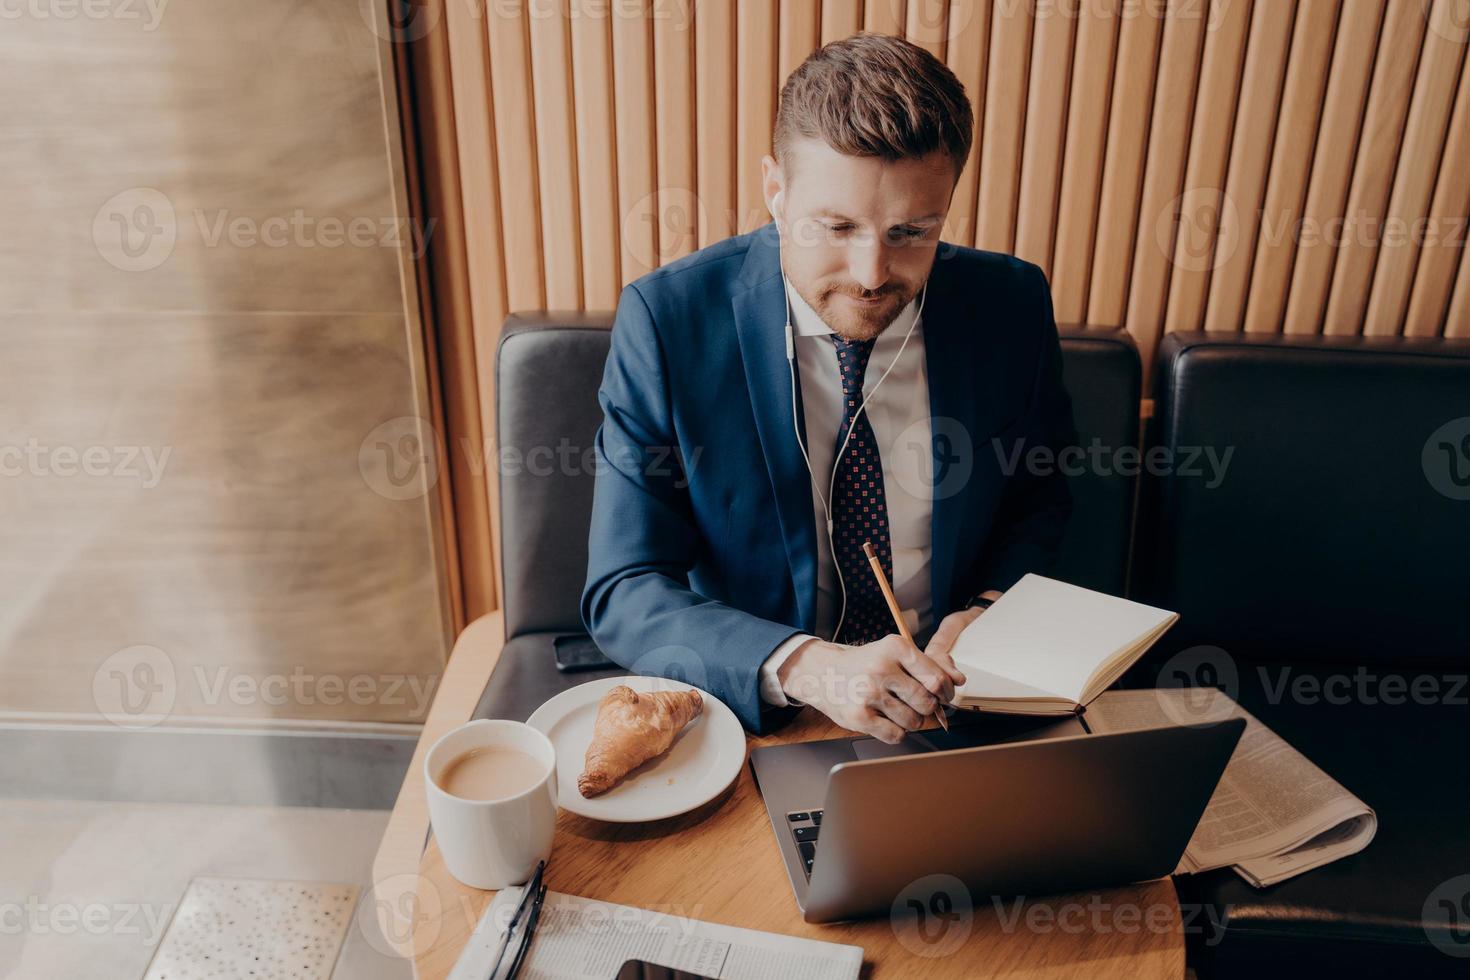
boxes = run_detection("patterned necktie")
[829,335,896,646]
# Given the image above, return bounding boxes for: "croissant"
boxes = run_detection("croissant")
[577,685,704,797]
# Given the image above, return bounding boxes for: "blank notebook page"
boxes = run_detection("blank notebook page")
[951,574,1177,704]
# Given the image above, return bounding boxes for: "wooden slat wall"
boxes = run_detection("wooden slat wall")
[431,0,1469,606]
[1238,0,1339,334]
[1122,2,1207,356]
[435,3,1470,608]
[975,3,1033,254]
[447,0,1470,350]
[1051,0,1120,323]
[1408,35,1470,337]
[1322,0,1428,334]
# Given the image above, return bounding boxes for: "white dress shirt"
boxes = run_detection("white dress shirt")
[758,280,935,706]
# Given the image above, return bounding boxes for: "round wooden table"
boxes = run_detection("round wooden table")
[407,708,1185,979]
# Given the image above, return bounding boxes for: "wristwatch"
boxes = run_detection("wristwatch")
[964,594,996,611]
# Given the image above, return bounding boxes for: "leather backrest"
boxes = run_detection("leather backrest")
[1053,328,1141,595]
[496,313,618,641]
[497,315,1143,639]
[1139,332,1470,667]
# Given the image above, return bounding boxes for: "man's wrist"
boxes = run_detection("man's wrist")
[776,636,828,704]
[760,634,817,707]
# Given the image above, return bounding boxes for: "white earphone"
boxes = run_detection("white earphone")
[768,189,928,642]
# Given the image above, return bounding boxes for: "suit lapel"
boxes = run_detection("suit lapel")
[923,249,978,617]
[729,228,992,629]
[731,224,818,632]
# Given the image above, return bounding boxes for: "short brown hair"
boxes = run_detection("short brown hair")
[774,32,974,184]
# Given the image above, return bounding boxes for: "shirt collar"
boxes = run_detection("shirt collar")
[783,278,921,341]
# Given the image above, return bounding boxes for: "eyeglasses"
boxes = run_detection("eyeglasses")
[484,860,548,980]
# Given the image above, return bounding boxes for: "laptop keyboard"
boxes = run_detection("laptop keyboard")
[786,809,823,877]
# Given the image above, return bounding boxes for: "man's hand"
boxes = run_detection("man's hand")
[924,608,984,666]
[925,590,1003,665]
[776,634,968,744]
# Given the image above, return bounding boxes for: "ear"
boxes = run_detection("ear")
[760,154,784,221]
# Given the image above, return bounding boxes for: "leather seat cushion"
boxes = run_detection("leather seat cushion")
[1178,662,1470,978]
[472,631,628,723]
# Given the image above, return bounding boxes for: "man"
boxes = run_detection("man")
[581,33,1077,742]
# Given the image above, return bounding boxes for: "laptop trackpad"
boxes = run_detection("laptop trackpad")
[851,733,930,761]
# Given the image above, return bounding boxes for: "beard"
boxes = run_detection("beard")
[808,283,916,341]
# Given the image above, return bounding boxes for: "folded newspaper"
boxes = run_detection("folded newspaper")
[1086,688,1377,887]
[449,888,864,980]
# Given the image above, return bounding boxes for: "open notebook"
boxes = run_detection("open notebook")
[951,574,1178,714]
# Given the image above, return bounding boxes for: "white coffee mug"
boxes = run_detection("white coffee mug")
[425,719,558,890]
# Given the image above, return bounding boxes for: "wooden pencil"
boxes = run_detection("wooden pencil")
[861,541,950,732]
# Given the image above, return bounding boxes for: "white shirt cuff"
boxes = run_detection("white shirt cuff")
[760,634,817,707]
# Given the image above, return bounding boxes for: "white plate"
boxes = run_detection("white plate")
[526,675,746,822]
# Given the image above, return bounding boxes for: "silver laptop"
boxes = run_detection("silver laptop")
[749,712,1244,923]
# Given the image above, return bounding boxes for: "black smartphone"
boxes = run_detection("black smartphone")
[613,960,718,980]
[552,633,617,673]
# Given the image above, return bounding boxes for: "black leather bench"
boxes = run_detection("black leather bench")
[1135,332,1470,978]
[475,315,1144,721]
[475,314,1470,976]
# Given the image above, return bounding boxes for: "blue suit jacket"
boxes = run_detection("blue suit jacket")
[581,222,1077,733]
